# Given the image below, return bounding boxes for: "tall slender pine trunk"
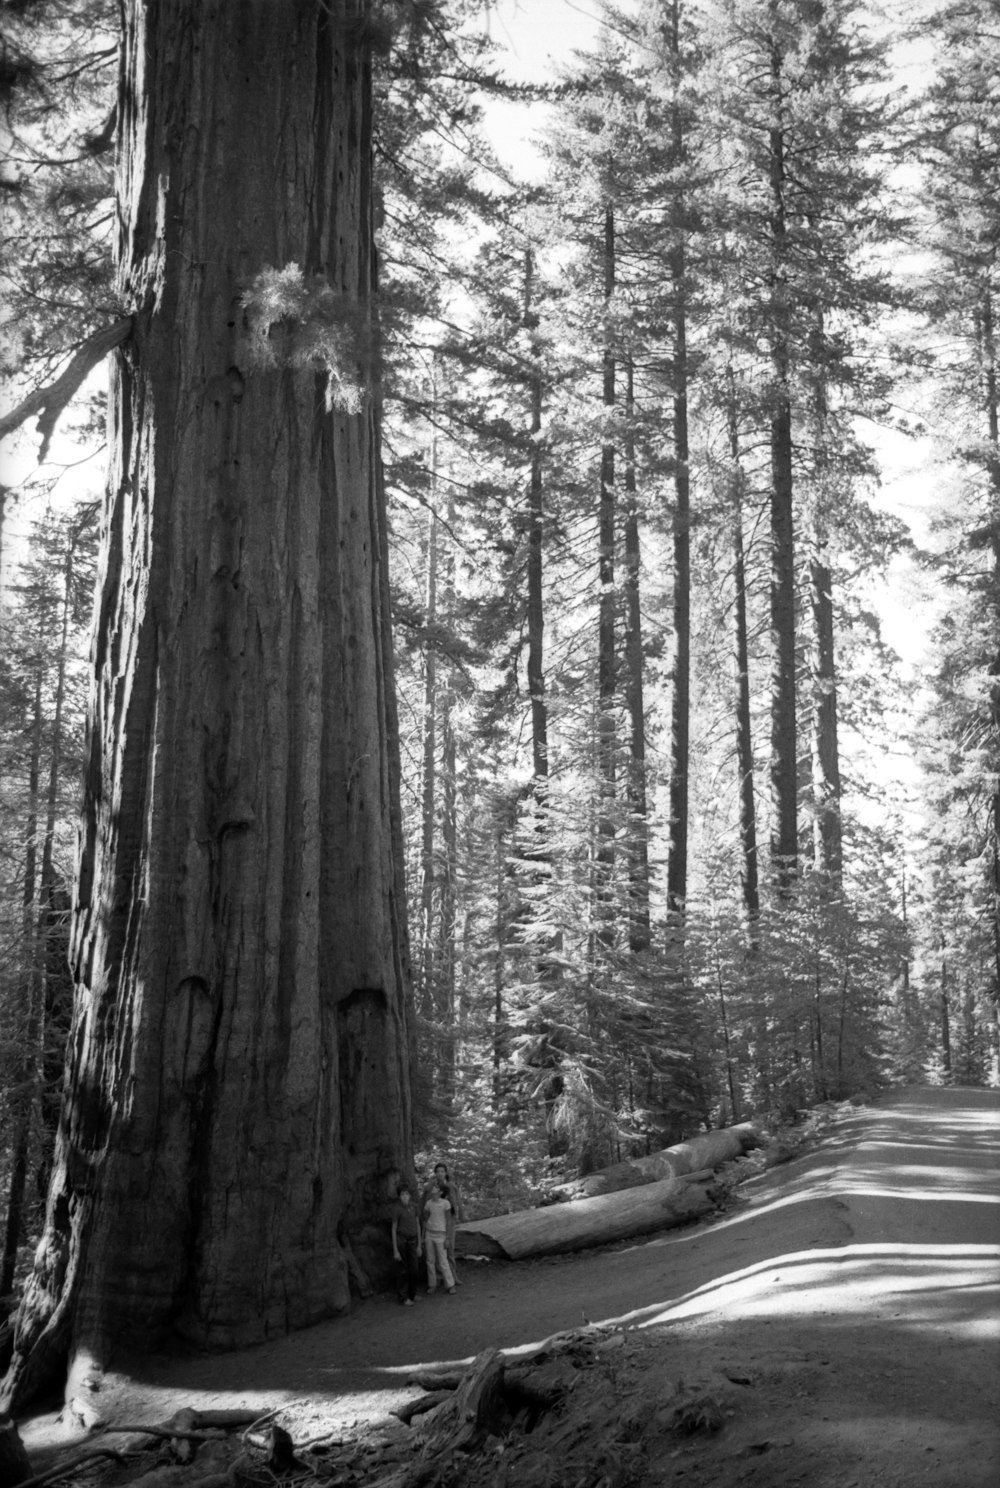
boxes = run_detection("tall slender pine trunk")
[525,247,549,793]
[420,495,438,1018]
[768,40,798,895]
[940,937,952,1076]
[666,0,690,938]
[726,382,760,936]
[595,203,617,950]
[622,357,650,953]
[523,248,559,981]
[979,289,1000,1007]
[809,357,842,886]
[666,248,691,931]
[809,544,842,879]
[438,492,457,1108]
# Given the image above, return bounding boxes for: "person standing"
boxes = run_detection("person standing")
[391,1186,422,1306]
[429,1161,463,1285]
[422,1181,456,1294]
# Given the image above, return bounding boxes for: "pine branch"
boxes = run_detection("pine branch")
[0,316,131,458]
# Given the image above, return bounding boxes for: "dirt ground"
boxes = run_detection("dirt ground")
[15,1085,1000,1488]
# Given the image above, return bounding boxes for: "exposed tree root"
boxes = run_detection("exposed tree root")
[13,1328,741,1488]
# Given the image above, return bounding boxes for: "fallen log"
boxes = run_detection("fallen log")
[455,1175,715,1259]
[550,1123,760,1201]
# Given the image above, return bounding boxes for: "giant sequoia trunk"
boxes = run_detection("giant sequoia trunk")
[2,0,412,1412]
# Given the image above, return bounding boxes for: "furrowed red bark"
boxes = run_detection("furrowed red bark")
[2,0,412,1412]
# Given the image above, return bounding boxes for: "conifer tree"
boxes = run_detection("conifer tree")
[701,0,891,895]
[0,0,120,457]
[909,0,1000,1024]
[0,503,96,1300]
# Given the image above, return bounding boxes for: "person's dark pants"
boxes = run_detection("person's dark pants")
[395,1238,420,1302]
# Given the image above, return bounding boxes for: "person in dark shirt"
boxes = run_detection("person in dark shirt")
[390,1186,422,1305]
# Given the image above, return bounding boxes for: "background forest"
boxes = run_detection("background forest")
[1,0,998,1302]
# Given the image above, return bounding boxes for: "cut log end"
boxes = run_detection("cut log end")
[454,1230,510,1260]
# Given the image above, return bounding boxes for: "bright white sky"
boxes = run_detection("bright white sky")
[479,0,613,175]
[485,0,607,79]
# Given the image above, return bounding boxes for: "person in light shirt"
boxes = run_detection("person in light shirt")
[422,1180,456,1294]
[421,1160,464,1285]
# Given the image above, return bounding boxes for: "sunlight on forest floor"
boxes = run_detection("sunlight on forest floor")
[623,1242,1000,1333]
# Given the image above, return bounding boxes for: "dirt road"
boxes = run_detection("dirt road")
[20,1085,1000,1487]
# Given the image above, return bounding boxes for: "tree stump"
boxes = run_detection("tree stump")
[418,1349,508,1454]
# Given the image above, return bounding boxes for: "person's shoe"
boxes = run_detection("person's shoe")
[404,1299,414,1307]
[446,1286,456,1294]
